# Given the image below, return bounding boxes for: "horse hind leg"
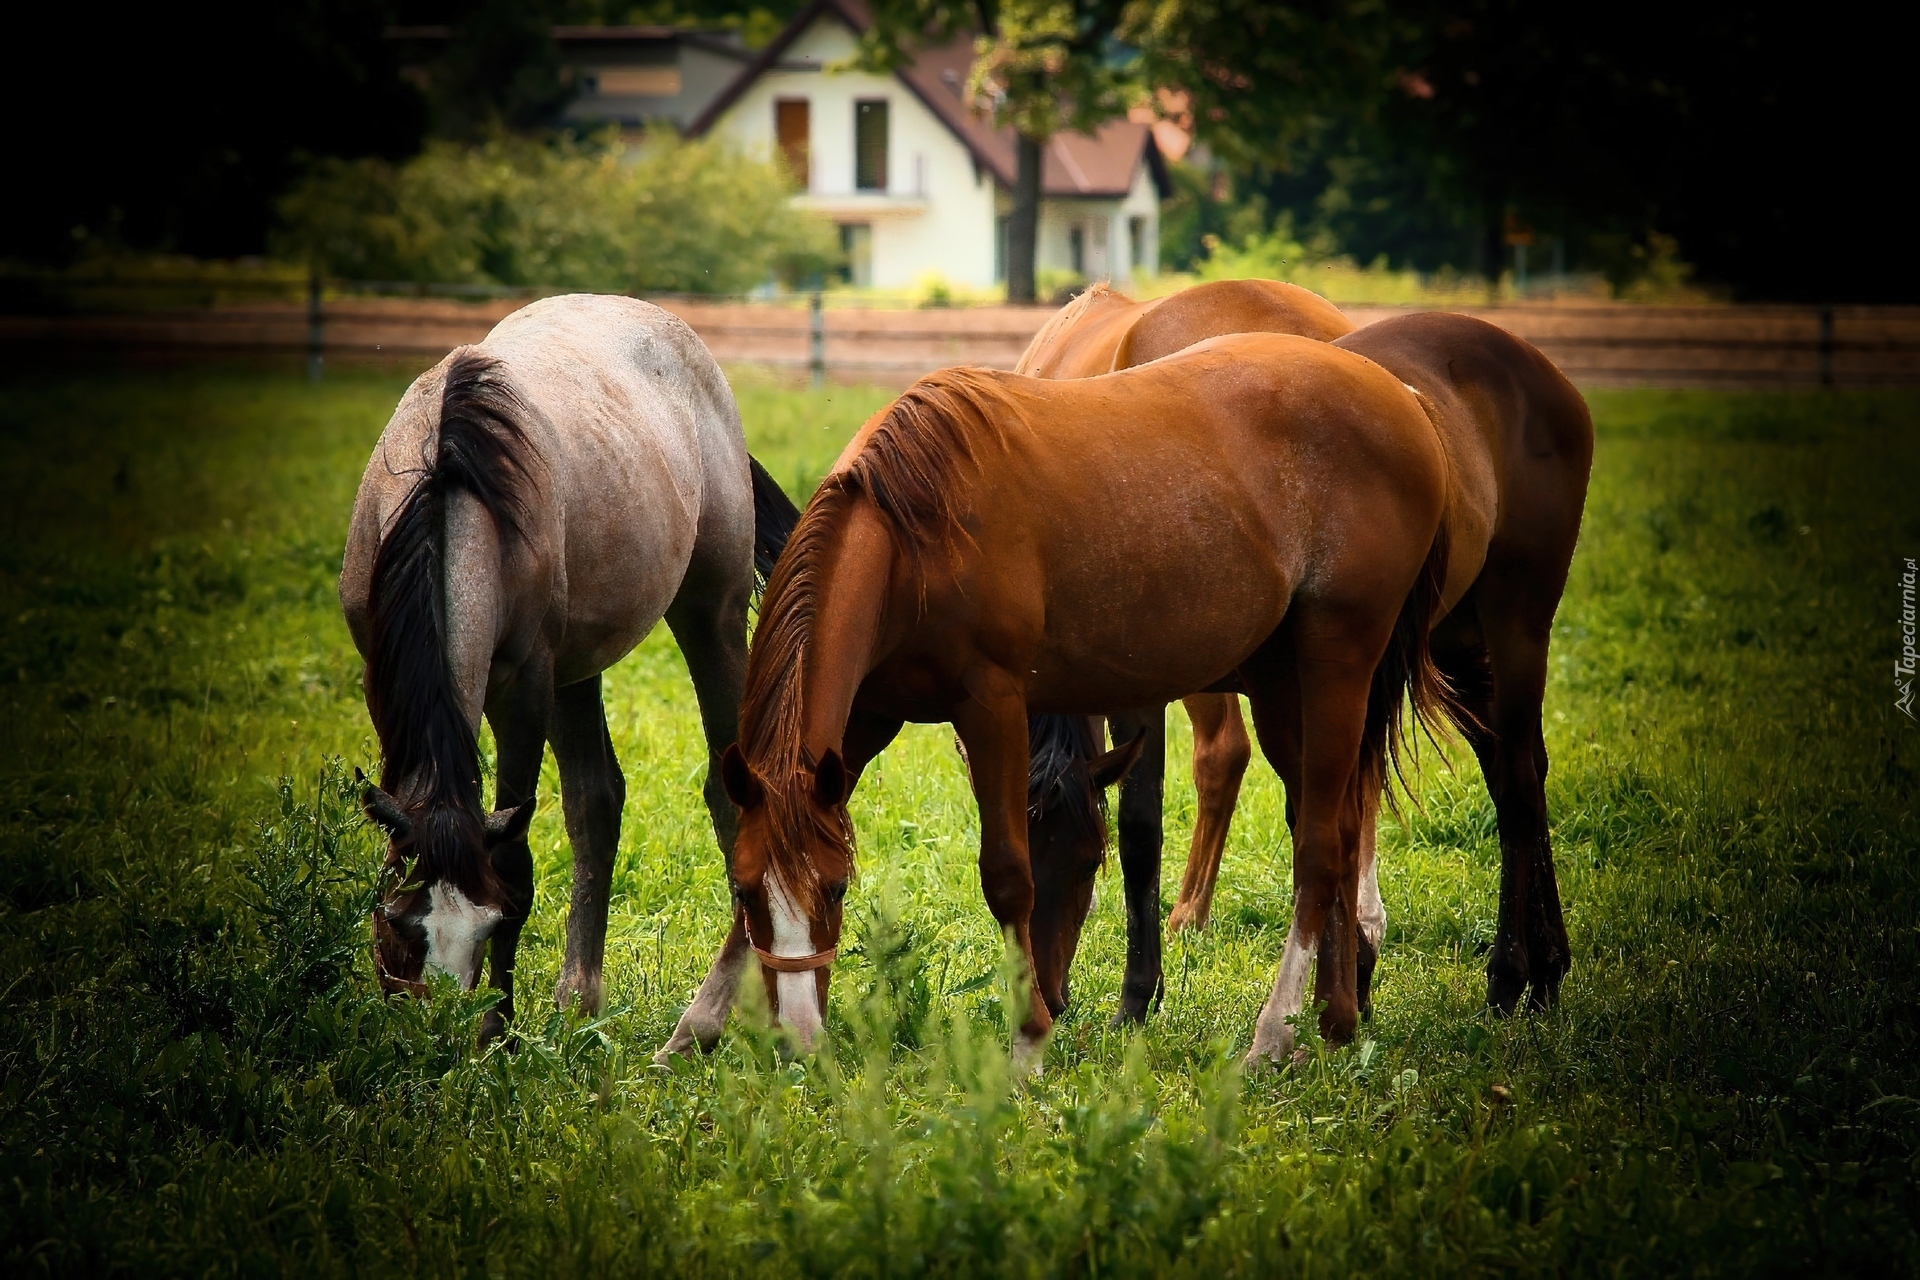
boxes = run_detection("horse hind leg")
[551,673,626,1015]
[1458,578,1570,1014]
[1242,634,1373,1068]
[1354,792,1385,1019]
[1168,693,1253,933]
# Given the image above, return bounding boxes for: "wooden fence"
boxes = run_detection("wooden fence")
[5,293,1919,389]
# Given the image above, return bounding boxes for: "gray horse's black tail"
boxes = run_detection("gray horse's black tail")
[749,455,801,599]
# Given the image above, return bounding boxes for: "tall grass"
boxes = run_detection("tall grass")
[1,365,1915,1273]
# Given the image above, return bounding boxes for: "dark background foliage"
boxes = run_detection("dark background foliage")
[2,0,1910,300]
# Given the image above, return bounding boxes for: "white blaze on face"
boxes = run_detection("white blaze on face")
[765,869,824,1048]
[420,883,502,989]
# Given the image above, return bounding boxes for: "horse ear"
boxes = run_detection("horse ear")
[721,742,763,809]
[360,776,412,840]
[485,797,536,848]
[812,748,850,807]
[1089,731,1147,791]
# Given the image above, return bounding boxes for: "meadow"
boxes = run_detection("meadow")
[1,361,1915,1275]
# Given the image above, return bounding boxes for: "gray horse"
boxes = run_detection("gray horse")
[340,294,797,1044]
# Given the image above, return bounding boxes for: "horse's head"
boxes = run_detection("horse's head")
[720,742,851,1051]
[1024,727,1144,1017]
[358,771,534,996]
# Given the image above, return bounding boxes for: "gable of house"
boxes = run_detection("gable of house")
[691,0,1169,290]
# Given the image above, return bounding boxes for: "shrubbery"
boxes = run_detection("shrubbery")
[275,132,838,294]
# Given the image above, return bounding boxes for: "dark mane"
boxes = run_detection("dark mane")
[738,369,1014,907]
[1027,714,1108,850]
[366,348,537,900]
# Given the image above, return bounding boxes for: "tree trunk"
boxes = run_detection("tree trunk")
[1007,132,1043,303]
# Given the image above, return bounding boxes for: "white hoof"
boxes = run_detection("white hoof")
[1244,1022,1296,1073]
[1011,1032,1047,1079]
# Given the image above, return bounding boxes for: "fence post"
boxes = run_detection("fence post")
[1818,306,1835,389]
[307,271,325,383]
[809,290,825,389]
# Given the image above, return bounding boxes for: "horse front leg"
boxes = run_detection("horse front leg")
[551,673,626,1015]
[1107,705,1167,1025]
[954,668,1053,1073]
[480,655,553,1048]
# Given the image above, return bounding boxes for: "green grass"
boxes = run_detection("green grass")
[1,363,1916,1276]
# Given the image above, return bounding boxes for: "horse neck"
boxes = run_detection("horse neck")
[795,501,897,761]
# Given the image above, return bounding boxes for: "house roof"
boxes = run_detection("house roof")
[687,0,1170,200]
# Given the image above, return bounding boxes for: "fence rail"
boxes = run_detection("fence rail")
[5,286,1919,389]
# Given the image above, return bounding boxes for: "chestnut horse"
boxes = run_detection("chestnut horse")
[340,294,798,1044]
[1016,280,1361,1023]
[710,334,1456,1069]
[1021,301,1594,1026]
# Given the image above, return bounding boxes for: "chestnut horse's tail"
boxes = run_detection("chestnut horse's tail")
[1360,526,1469,808]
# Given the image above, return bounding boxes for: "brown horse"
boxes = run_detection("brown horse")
[1021,303,1594,1026]
[1016,279,1360,1024]
[713,334,1456,1068]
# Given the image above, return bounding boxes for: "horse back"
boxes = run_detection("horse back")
[1335,312,1593,607]
[1112,279,1354,369]
[930,337,1450,706]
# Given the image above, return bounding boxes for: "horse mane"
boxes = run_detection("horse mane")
[1027,714,1108,850]
[365,347,537,901]
[1014,282,1130,374]
[738,368,1015,907]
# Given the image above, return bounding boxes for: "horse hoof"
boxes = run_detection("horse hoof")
[1485,964,1528,1017]
[478,1009,512,1050]
[1011,1032,1047,1078]
[554,970,606,1016]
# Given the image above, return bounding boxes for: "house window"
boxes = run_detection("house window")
[594,66,682,96]
[1128,216,1145,269]
[1068,224,1085,276]
[839,223,873,287]
[775,98,810,188]
[855,100,888,192]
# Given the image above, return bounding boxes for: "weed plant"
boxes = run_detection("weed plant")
[0,366,1915,1274]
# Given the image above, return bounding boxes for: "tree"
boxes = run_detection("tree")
[857,0,1138,302]
[2,0,426,265]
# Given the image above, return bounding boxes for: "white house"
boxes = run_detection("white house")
[689,0,1169,291]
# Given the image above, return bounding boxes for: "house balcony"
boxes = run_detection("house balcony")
[791,192,930,220]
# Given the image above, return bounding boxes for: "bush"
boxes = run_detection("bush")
[275,132,838,294]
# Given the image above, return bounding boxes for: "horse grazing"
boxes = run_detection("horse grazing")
[714,334,1455,1068]
[339,294,798,1043]
[1022,306,1594,1028]
[1015,278,1361,1024]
